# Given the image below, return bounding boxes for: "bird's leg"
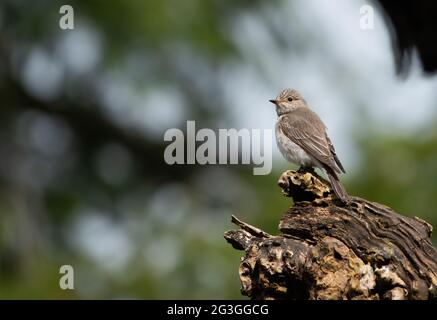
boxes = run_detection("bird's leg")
[297,165,315,174]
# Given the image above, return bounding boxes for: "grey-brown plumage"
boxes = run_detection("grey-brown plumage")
[270,88,348,203]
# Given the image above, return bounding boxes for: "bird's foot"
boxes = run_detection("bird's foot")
[297,166,315,174]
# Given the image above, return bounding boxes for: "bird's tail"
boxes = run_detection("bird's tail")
[326,170,349,203]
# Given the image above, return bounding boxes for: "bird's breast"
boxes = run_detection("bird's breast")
[275,121,314,167]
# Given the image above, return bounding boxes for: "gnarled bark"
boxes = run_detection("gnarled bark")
[224,170,437,300]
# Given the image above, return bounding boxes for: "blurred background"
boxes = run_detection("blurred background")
[1,0,437,299]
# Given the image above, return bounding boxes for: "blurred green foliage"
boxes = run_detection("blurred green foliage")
[351,125,437,228]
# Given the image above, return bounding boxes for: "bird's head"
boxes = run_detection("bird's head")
[269,88,306,116]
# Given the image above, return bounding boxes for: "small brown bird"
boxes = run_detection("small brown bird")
[270,88,348,203]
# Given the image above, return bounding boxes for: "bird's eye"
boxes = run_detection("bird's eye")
[287,97,293,102]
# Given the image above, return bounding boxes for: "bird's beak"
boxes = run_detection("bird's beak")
[269,99,277,105]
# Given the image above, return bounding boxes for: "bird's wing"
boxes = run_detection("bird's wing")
[326,134,346,173]
[279,113,342,174]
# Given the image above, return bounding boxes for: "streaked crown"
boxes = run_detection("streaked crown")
[277,88,303,101]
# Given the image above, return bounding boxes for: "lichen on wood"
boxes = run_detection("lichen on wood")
[224,170,437,300]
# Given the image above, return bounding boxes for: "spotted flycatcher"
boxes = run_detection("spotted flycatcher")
[270,88,348,203]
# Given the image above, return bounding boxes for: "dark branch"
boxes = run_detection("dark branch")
[225,170,437,300]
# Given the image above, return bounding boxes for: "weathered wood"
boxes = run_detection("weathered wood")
[224,170,437,300]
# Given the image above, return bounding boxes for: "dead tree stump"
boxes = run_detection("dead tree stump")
[224,170,437,300]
